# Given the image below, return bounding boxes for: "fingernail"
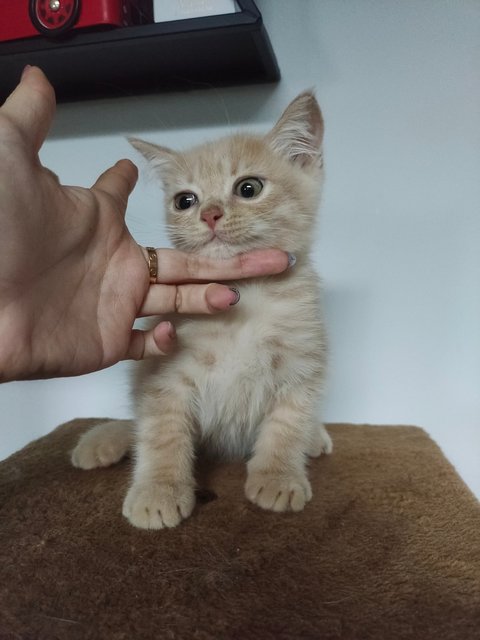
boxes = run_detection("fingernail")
[229,287,241,306]
[21,65,32,81]
[166,322,176,340]
[287,253,297,268]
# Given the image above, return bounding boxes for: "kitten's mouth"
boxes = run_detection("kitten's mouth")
[197,231,245,258]
[203,229,261,253]
[205,231,229,246]
[206,235,234,252]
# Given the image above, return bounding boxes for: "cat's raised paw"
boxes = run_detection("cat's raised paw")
[245,471,312,513]
[122,482,195,529]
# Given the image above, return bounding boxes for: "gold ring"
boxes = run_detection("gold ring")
[146,247,158,284]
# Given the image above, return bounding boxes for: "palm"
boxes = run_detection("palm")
[0,154,148,378]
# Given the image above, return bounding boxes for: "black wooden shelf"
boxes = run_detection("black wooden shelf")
[0,0,279,103]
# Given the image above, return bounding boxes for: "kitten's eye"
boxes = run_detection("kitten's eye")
[174,192,198,210]
[234,177,264,199]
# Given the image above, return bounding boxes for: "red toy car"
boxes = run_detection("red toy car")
[0,1,151,42]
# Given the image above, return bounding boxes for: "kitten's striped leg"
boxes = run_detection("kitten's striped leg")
[71,419,132,469]
[122,393,196,530]
[245,394,315,513]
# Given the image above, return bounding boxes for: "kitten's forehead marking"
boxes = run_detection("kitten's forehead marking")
[186,135,269,181]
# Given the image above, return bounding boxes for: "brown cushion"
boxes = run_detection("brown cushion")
[1,419,479,639]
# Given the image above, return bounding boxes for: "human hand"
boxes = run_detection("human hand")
[0,67,290,381]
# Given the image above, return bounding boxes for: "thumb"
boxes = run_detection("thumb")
[92,159,138,217]
[1,65,56,155]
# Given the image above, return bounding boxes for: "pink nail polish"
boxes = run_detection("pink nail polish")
[229,287,241,306]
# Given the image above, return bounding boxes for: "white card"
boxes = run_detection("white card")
[153,0,239,23]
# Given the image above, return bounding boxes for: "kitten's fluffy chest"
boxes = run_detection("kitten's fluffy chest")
[135,266,323,458]
[179,275,304,378]
[165,267,323,455]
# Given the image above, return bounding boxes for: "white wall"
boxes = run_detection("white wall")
[1,1,479,498]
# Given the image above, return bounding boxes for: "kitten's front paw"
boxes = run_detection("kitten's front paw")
[245,471,312,513]
[122,482,195,529]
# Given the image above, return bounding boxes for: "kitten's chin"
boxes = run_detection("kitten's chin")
[195,239,243,260]
[178,235,266,260]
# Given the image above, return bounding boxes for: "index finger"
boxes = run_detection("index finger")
[1,66,55,154]
[143,248,292,284]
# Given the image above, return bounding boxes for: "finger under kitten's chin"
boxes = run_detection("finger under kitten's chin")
[234,248,294,277]
[175,229,294,274]
[193,239,292,271]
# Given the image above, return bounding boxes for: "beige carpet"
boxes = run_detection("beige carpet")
[0,419,479,639]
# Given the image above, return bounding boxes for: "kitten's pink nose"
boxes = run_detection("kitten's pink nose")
[200,206,224,231]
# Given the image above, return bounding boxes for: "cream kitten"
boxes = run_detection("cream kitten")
[71,92,332,529]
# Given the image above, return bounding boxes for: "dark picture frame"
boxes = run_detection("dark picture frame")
[0,0,280,102]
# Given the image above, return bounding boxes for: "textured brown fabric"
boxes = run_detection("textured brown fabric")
[0,419,479,640]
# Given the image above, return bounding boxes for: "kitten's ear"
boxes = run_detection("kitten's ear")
[128,137,178,176]
[266,91,324,168]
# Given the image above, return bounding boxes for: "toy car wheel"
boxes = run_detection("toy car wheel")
[29,0,81,36]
